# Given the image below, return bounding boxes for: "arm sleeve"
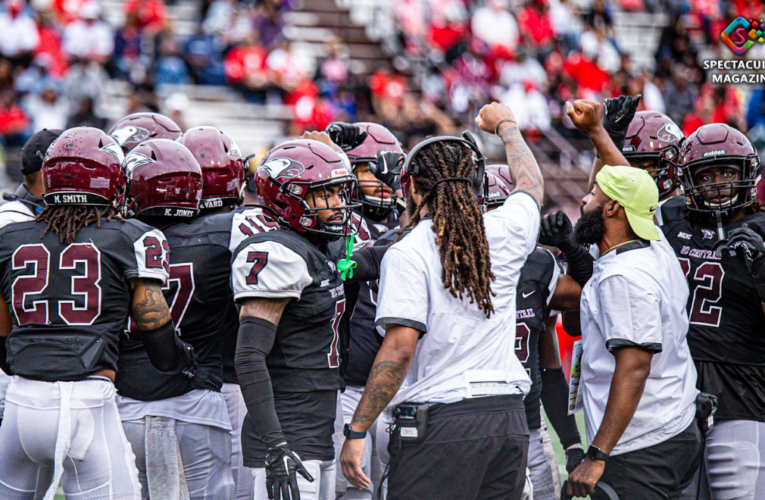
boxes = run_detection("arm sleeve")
[485,191,541,257]
[234,317,285,450]
[598,275,663,354]
[374,245,428,333]
[127,228,170,284]
[540,367,581,449]
[232,241,312,301]
[139,321,195,374]
[344,245,387,284]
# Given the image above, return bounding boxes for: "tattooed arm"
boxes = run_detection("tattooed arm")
[476,102,544,208]
[235,297,293,449]
[340,324,419,488]
[129,278,196,374]
[130,278,172,330]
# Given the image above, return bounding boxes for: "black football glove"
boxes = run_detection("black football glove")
[325,122,367,152]
[565,445,586,474]
[602,94,642,152]
[539,211,575,249]
[727,223,765,302]
[265,442,314,500]
[370,150,404,192]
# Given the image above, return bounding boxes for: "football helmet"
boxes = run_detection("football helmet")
[42,127,127,211]
[483,172,512,210]
[124,139,203,219]
[345,122,403,218]
[622,111,684,198]
[108,112,182,153]
[255,139,360,240]
[177,126,244,210]
[677,123,759,215]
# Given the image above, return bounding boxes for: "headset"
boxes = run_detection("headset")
[401,131,486,200]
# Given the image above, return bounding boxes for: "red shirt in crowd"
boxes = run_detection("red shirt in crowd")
[517,4,556,48]
[563,53,610,92]
[224,45,268,85]
[124,0,167,32]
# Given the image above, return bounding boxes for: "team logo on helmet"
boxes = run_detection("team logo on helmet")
[657,123,683,143]
[112,126,150,146]
[101,143,126,165]
[125,151,155,181]
[229,139,242,158]
[262,158,305,179]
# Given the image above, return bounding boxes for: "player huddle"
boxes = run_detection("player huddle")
[0,93,760,500]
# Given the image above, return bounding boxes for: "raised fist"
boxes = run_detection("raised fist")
[566,100,604,136]
[475,102,517,135]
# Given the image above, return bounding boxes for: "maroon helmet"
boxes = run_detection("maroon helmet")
[483,172,512,209]
[108,112,182,153]
[622,111,684,198]
[677,123,759,215]
[42,127,127,211]
[345,122,403,218]
[177,126,244,210]
[485,164,514,191]
[125,139,203,219]
[256,139,360,240]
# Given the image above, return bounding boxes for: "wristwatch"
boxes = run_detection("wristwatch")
[343,423,367,440]
[586,445,610,462]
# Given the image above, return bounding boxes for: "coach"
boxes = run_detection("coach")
[566,132,701,497]
[339,102,543,500]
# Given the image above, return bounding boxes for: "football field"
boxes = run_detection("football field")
[54,412,589,500]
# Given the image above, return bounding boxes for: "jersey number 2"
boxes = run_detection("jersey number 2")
[679,258,724,327]
[12,243,101,325]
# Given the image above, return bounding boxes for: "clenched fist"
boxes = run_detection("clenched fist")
[566,100,604,136]
[475,102,517,135]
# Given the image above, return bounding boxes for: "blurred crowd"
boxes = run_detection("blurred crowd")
[3,0,765,172]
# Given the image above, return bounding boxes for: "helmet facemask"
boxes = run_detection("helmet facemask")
[679,158,759,216]
[284,176,361,242]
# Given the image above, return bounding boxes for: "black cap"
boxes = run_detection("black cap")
[21,129,64,176]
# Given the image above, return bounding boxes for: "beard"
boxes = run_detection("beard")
[574,204,606,245]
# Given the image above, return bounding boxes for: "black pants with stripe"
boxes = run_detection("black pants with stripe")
[387,394,529,500]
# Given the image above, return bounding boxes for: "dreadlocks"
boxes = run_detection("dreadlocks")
[400,141,496,318]
[37,205,123,244]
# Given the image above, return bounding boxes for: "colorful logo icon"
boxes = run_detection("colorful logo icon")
[722,17,765,55]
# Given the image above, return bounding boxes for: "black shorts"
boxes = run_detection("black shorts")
[594,420,702,500]
[242,389,337,467]
[387,394,529,500]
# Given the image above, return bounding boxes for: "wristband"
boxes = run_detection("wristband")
[495,119,517,136]
[344,423,367,439]
[586,445,610,462]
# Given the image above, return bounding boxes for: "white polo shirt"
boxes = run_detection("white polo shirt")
[580,232,698,456]
[375,192,540,406]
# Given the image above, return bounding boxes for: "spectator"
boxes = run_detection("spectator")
[203,0,250,45]
[153,35,191,85]
[124,0,167,34]
[66,96,107,129]
[252,0,285,49]
[662,70,698,126]
[640,70,665,113]
[517,0,557,54]
[112,12,145,80]
[471,0,518,55]
[62,2,114,64]
[0,0,39,67]
[582,0,613,34]
[224,34,271,102]
[14,54,59,96]
[183,24,226,85]
[33,11,67,78]
[315,37,349,86]
[580,22,620,74]
[549,0,582,50]
[0,58,13,93]
[498,47,547,90]
[500,80,551,131]
[23,83,67,131]
[266,40,308,97]
[63,59,107,115]
[50,0,90,25]
[0,89,28,147]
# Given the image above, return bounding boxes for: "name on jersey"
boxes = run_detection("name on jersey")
[329,284,344,298]
[201,199,223,209]
[517,308,535,320]
[680,245,721,261]
[52,194,89,204]
[165,208,196,217]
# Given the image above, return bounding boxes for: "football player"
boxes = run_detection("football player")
[116,138,245,499]
[0,129,62,427]
[177,126,278,500]
[232,138,389,500]
[323,122,405,499]
[656,123,765,500]
[0,127,194,499]
[108,112,183,153]
[485,167,586,500]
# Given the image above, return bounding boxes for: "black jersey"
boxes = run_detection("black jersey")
[516,248,560,429]
[233,229,347,464]
[116,209,276,401]
[342,211,399,386]
[0,218,169,381]
[660,195,765,422]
